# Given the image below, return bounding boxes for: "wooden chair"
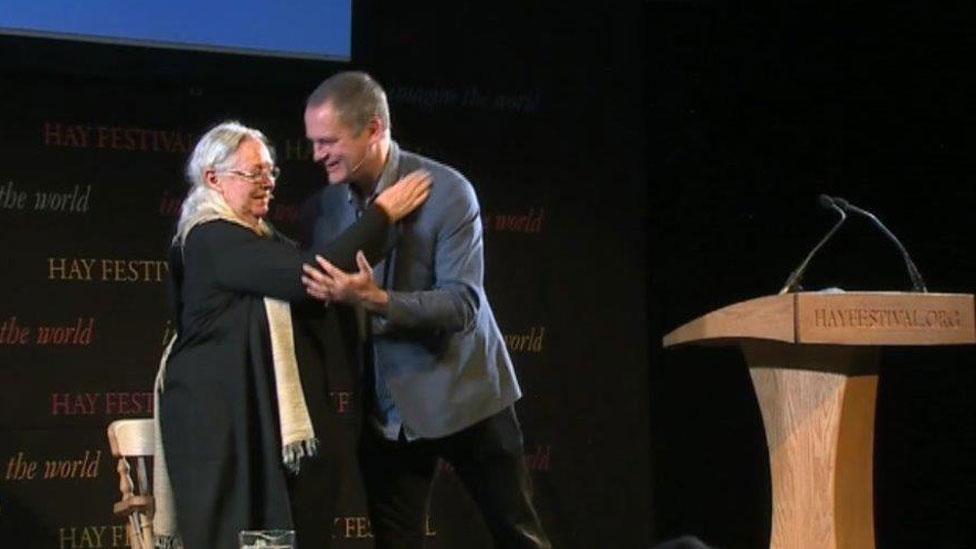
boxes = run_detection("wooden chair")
[107,418,155,549]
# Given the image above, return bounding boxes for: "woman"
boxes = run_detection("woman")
[154,121,429,549]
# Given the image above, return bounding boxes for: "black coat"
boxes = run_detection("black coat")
[159,207,391,549]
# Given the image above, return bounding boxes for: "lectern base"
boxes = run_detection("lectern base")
[744,343,879,549]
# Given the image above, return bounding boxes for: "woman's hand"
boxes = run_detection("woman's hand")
[373,169,432,222]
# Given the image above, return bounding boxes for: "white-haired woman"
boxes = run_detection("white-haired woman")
[154,121,429,549]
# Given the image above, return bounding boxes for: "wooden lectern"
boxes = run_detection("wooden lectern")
[663,291,976,549]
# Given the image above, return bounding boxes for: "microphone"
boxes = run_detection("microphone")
[779,194,847,294]
[347,153,367,177]
[830,196,928,292]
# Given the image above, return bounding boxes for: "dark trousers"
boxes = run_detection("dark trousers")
[358,407,551,549]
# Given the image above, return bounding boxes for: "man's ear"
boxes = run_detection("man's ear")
[366,117,385,145]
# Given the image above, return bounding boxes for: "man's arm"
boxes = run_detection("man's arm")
[303,178,484,333]
[385,180,483,332]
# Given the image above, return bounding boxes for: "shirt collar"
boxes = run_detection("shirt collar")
[346,141,401,208]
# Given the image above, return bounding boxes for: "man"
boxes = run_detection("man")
[300,71,550,549]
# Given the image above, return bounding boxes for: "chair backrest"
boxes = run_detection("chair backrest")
[107,418,155,549]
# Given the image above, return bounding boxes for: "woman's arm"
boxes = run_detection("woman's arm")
[185,207,389,302]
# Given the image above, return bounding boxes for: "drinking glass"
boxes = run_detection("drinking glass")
[239,529,295,549]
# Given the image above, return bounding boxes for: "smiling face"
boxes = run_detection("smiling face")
[304,100,382,187]
[206,137,275,226]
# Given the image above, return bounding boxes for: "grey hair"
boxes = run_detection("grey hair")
[306,71,391,134]
[174,121,274,244]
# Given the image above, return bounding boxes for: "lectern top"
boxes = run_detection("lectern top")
[663,291,976,348]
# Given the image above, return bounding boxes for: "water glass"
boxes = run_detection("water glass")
[239,529,295,549]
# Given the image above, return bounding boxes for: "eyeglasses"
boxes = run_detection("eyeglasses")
[219,166,281,183]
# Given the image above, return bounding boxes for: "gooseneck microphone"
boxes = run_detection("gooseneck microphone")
[779,194,847,294]
[830,196,928,292]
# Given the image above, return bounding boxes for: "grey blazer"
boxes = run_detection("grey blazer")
[304,146,521,438]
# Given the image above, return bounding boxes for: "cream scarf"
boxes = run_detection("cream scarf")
[152,191,317,548]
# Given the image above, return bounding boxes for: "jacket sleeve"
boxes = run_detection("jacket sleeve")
[374,179,482,334]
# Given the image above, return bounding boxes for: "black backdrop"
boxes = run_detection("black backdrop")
[3,1,976,548]
[0,2,649,548]
[649,2,976,548]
